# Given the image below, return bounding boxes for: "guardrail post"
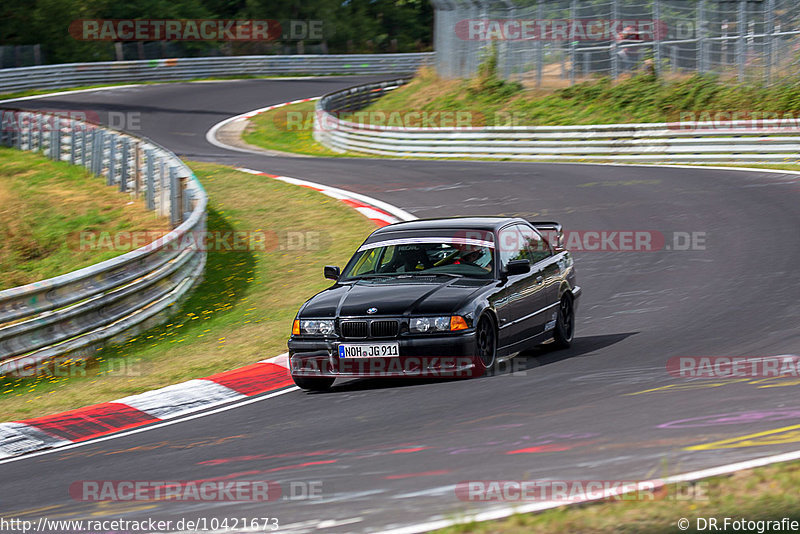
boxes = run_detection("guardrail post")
[36,114,44,153]
[89,129,96,175]
[47,116,58,161]
[120,138,129,192]
[145,149,155,211]
[42,116,51,157]
[93,129,104,176]
[107,134,117,186]
[159,158,168,217]
[0,117,8,147]
[134,142,141,198]
[169,166,180,228]
[12,114,22,149]
[1,115,10,148]
[22,112,30,150]
[80,126,87,167]
[181,175,191,220]
[50,116,60,161]
[70,121,78,165]
[90,129,97,175]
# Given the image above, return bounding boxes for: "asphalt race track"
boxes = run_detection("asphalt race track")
[2,77,800,532]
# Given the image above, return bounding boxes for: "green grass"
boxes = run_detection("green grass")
[0,161,376,420]
[241,68,800,159]
[367,67,800,127]
[0,147,169,290]
[434,460,800,533]
[242,100,350,157]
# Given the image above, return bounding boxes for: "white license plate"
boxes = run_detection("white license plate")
[338,342,399,358]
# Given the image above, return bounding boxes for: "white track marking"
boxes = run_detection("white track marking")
[116,379,245,420]
[0,423,71,459]
[381,448,800,534]
[236,167,417,222]
[0,387,299,466]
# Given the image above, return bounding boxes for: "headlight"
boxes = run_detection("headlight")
[410,316,468,333]
[293,319,335,336]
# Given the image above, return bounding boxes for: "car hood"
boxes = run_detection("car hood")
[300,276,490,318]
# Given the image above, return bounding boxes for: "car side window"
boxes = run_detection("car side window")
[517,224,552,264]
[497,226,529,271]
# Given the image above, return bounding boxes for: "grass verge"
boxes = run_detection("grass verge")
[0,147,169,290]
[0,161,375,420]
[435,459,800,533]
[367,67,800,127]
[240,68,800,159]
[241,100,349,157]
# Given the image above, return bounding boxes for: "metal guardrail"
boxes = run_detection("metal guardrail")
[0,110,207,375]
[314,80,800,163]
[0,53,434,94]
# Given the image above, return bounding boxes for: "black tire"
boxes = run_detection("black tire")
[292,375,335,391]
[474,315,497,375]
[552,294,575,349]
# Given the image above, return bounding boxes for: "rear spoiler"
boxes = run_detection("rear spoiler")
[530,221,564,250]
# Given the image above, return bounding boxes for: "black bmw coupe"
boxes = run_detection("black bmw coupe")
[288,217,581,391]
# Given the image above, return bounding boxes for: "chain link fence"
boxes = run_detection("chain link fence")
[431,0,800,86]
[0,45,44,68]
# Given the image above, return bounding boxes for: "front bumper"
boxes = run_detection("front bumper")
[288,331,478,378]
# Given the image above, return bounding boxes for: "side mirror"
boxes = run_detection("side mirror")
[505,259,531,277]
[324,265,340,280]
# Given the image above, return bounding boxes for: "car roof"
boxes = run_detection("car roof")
[373,216,522,234]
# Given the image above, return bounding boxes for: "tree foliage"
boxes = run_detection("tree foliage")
[0,0,432,64]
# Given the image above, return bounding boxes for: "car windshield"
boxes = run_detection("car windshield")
[341,234,495,280]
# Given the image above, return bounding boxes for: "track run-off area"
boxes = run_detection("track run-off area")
[1,76,799,533]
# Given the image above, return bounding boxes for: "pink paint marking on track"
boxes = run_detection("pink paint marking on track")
[384,470,451,480]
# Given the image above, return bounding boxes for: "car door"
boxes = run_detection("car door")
[518,224,561,332]
[494,225,549,348]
